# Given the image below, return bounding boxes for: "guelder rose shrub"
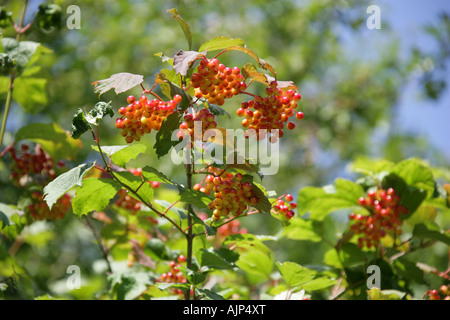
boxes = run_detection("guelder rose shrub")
[1,6,449,301]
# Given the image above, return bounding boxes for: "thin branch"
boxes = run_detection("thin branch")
[85,215,113,274]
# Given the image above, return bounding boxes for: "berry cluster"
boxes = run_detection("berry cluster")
[237,82,303,142]
[114,168,160,213]
[28,191,71,221]
[426,285,450,300]
[157,255,187,296]
[115,189,142,213]
[194,167,258,221]
[191,58,246,105]
[349,188,408,249]
[178,108,217,141]
[271,194,296,219]
[115,94,182,143]
[217,218,248,238]
[9,144,63,186]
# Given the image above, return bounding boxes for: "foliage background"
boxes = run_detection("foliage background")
[0,0,449,299]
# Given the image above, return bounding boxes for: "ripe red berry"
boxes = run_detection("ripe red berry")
[287,122,295,130]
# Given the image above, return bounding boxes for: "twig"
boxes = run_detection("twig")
[85,215,113,274]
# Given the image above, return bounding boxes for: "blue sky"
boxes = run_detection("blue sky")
[381,0,450,159]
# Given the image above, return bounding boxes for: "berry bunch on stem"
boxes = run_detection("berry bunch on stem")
[157,255,188,296]
[271,193,296,219]
[194,167,258,221]
[237,81,302,142]
[115,94,182,143]
[349,187,408,249]
[6,143,71,221]
[28,191,71,221]
[8,143,63,186]
[178,108,217,141]
[191,57,246,105]
[425,285,450,300]
[217,218,248,238]
[114,168,160,214]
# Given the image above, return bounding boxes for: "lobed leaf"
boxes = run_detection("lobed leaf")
[72,178,122,217]
[198,36,245,53]
[43,162,95,209]
[167,8,192,50]
[92,72,144,96]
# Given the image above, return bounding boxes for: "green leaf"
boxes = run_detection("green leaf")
[0,38,40,70]
[367,288,404,300]
[146,238,174,260]
[282,217,322,242]
[71,108,91,139]
[15,122,82,161]
[350,157,394,175]
[221,46,276,77]
[241,63,269,85]
[250,183,272,214]
[85,101,114,126]
[0,53,14,75]
[207,104,231,118]
[154,200,187,220]
[195,288,225,300]
[167,8,192,50]
[0,203,19,229]
[300,276,337,291]
[92,144,147,168]
[181,267,207,286]
[382,173,427,219]
[390,158,435,198]
[154,52,173,66]
[153,112,183,159]
[412,221,450,245]
[198,36,245,53]
[406,204,437,227]
[43,162,95,209]
[393,258,425,285]
[13,76,48,113]
[93,72,144,96]
[155,69,191,110]
[189,207,216,236]
[109,272,152,300]
[298,178,364,221]
[276,261,315,288]
[179,189,211,209]
[113,171,153,203]
[196,248,237,270]
[72,178,122,217]
[0,7,12,28]
[0,210,26,239]
[224,234,273,280]
[141,166,184,192]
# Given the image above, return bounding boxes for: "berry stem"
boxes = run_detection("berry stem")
[94,131,184,234]
[185,162,194,301]
[213,49,227,59]
[85,215,113,274]
[239,91,258,98]
[143,84,165,102]
[1,0,31,150]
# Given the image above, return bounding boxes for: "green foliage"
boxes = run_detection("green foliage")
[0,1,449,302]
[72,178,122,217]
[43,162,95,208]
